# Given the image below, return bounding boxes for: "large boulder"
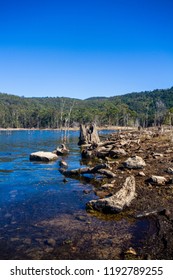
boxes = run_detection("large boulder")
[30,151,58,162]
[86,176,136,213]
[123,156,146,169]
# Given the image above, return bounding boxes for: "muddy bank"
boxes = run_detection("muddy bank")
[61,126,173,259]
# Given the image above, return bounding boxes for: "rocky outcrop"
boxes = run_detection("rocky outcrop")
[123,156,146,169]
[86,176,136,213]
[30,151,58,162]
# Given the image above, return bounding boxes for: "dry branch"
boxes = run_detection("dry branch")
[59,163,116,178]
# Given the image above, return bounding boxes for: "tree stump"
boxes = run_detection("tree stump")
[78,123,100,145]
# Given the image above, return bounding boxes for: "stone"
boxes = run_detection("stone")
[55,144,69,156]
[166,167,173,174]
[150,175,167,185]
[138,171,146,177]
[59,160,68,168]
[30,151,58,162]
[152,153,164,158]
[44,238,56,247]
[100,183,115,189]
[123,156,146,169]
[125,247,137,255]
[109,148,127,158]
[86,176,136,213]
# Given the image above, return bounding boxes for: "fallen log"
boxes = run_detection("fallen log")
[59,163,116,178]
[86,176,136,213]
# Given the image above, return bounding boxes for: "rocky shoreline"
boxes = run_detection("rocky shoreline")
[60,126,173,259]
[0,125,135,131]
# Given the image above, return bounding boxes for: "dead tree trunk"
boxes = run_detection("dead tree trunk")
[59,163,116,178]
[78,123,100,145]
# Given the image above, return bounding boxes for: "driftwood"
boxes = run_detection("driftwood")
[86,176,136,213]
[59,163,116,178]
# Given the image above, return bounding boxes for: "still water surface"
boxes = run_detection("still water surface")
[0,130,147,259]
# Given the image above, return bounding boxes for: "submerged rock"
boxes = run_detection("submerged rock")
[123,156,146,169]
[59,160,68,168]
[30,151,58,162]
[86,176,136,213]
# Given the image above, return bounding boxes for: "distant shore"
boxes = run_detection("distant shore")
[0,126,136,131]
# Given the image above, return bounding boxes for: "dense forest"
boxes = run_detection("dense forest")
[0,87,173,128]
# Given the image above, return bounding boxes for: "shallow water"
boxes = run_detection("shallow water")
[0,130,148,259]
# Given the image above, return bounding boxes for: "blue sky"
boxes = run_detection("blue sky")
[0,0,173,99]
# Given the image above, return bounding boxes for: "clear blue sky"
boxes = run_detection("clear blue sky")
[0,0,173,99]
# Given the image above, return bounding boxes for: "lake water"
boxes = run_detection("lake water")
[0,130,148,259]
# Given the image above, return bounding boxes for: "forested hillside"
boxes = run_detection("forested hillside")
[0,87,173,128]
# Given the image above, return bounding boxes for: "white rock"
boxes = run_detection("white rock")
[151,175,167,185]
[30,151,58,162]
[123,156,146,169]
[138,171,146,177]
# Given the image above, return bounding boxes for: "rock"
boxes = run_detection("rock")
[81,149,94,158]
[138,171,146,177]
[97,169,117,178]
[63,177,68,183]
[120,140,130,146]
[150,175,167,185]
[152,153,164,158]
[59,160,68,168]
[30,151,58,162]
[100,183,115,189]
[125,247,137,256]
[123,156,146,169]
[166,167,173,174]
[55,144,69,156]
[44,238,56,247]
[109,148,127,158]
[86,176,136,213]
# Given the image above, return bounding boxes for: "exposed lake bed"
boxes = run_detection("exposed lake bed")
[1,129,173,259]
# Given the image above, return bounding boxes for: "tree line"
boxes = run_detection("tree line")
[0,87,173,128]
